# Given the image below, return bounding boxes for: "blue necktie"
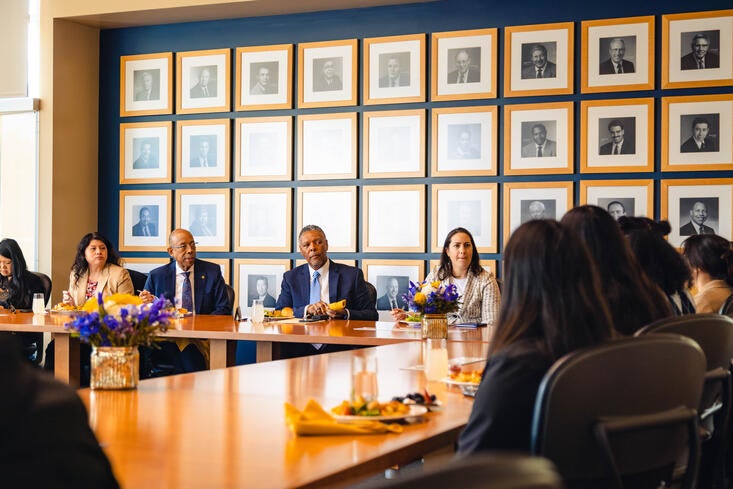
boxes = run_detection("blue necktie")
[310,271,321,304]
[182,271,193,312]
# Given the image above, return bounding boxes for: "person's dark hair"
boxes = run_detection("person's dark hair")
[691,117,710,130]
[298,224,326,241]
[138,207,150,219]
[691,32,710,48]
[437,227,483,280]
[617,216,671,236]
[607,119,624,131]
[530,44,548,58]
[0,239,32,306]
[561,205,672,335]
[491,220,613,360]
[531,123,547,135]
[71,233,122,286]
[682,234,733,287]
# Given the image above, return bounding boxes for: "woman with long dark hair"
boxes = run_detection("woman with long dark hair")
[457,220,614,454]
[681,234,733,313]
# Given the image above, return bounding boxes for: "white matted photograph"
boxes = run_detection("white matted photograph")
[431,28,497,101]
[502,182,573,244]
[432,106,497,177]
[297,113,357,180]
[234,188,292,253]
[364,33,425,105]
[579,179,654,220]
[235,116,292,182]
[662,94,733,172]
[362,260,425,311]
[298,39,357,108]
[235,44,292,111]
[431,183,498,253]
[233,259,290,313]
[122,257,170,275]
[504,102,573,175]
[580,98,654,173]
[119,190,171,252]
[363,109,425,178]
[297,186,356,252]
[176,48,230,114]
[581,16,654,93]
[119,121,172,184]
[120,52,173,117]
[363,185,425,253]
[176,119,230,183]
[661,179,733,247]
[175,189,230,252]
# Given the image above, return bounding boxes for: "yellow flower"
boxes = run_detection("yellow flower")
[81,297,99,313]
[81,293,143,314]
[431,280,441,289]
[414,292,426,305]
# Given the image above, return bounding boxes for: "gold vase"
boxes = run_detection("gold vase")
[90,346,139,390]
[421,314,448,340]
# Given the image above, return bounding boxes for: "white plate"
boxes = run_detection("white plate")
[442,377,481,387]
[398,320,422,327]
[332,404,428,422]
[49,308,84,316]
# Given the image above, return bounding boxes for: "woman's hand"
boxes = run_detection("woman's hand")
[391,308,407,321]
[62,290,75,306]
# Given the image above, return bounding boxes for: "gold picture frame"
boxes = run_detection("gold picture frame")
[119,121,172,184]
[364,33,425,105]
[297,186,357,252]
[235,116,292,182]
[175,188,231,252]
[120,52,173,117]
[233,259,291,313]
[176,48,231,115]
[502,181,573,246]
[362,259,425,311]
[119,190,172,252]
[176,118,231,183]
[579,179,654,219]
[297,113,357,180]
[234,187,292,253]
[431,105,498,177]
[363,184,425,253]
[430,183,498,254]
[363,109,425,179]
[298,39,357,108]
[235,44,293,111]
[431,28,498,101]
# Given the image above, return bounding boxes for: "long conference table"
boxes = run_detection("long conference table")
[77,341,488,489]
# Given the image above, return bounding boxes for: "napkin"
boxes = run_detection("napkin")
[284,399,403,436]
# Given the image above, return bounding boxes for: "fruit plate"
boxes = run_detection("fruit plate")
[442,377,481,387]
[49,308,84,316]
[332,404,428,422]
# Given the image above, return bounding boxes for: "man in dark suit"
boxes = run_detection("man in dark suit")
[190,139,215,167]
[131,207,157,237]
[250,66,276,95]
[132,141,157,169]
[447,50,480,84]
[679,201,716,235]
[681,33,720,70]
[521,44,557,79]
[134,71,159,101]
[249,277,276,308]
[680,117,719,153]
[140,229,231,371]
[376,277,405,311]
[599,119,635,155]
[190,68,216,98]
[599,38,635,74]
[312,59,342,91]
[379,56,409,87]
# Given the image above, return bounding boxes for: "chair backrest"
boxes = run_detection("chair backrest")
[720,293,733,316]
[224,284,240,319]
[126,269,148,293]
[365,281,377,306]
[531,335,705,488]
[30,271,52,306]
[354,453,563,489]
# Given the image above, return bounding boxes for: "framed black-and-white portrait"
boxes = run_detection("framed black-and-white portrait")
[176,119,230,183]
[504,102,573,175]
[235,44,292,111]
[233,259,290,313]
[235,116,292,182]
[580,98,654,173]
[579,179,654,220]
[120,52,172,117]
[364,185,425,253]
[363,109,425,179]
[119,121,172,184]
[175,188,230,252]
[662,94,733,172]
[297,186,356,252]
[661,179,733,247]
[364,33,425,105]
[119,190,171,252]
[504,22,573,97]
[176,48,230,114]
[581,16,654,93]
[503,182,573,244]
[432,106,497,177]
[431,28,497,101]
[362,260,425,311]
[662,10,733,89]
[431,183,498,253]
[298,39,357,108]
[234,188,292,253]
[297,113,356,180]
[122,257,170,275]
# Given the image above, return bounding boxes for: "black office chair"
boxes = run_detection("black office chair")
[224,284,240,319]
[720,293,733,316]
[365,281,377,307]
[24,272,52,365]
[31,271,52,305]
[126,269,148,293]
[636,314,733,489]
[531,335,706,489]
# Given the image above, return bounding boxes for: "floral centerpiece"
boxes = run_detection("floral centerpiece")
[65,293,173,389]
[403,280,460,339]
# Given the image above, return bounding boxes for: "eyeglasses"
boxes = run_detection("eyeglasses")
[171,241,198,250]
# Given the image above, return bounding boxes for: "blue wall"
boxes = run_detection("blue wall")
[98,0,733,272]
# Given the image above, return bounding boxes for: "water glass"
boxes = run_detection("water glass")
[32,293,46,315]
[424,338,449,381]
[251,298,265,323]
[351,350,378,403]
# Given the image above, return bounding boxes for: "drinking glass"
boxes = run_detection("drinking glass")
[424,338,449,381]
[32,293,46,315]
[251,298,265,323]
[351,350,378,403]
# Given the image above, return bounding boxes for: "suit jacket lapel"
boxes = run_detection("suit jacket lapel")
[96,265,110,297]
[194,262,205,312]
[165,261,177,303]
[328,261,339,303]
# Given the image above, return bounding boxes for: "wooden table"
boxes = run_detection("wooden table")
[78,341,487,489]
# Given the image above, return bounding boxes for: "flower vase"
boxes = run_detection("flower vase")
[421,314,448,340]
[90,346,139,390]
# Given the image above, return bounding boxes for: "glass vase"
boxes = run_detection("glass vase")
[421,314,448,340]
[90,346,139,390]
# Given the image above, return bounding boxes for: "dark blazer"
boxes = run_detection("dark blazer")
[249,293,276,308]
[457,339,553,455]
[379,73,410,87]
[144,259,230,314]
[599,138,635,155]
[681,52,720,70]
[680,136,718,153]
[190,83,216,98]
[313,75,342,92]
[132,155,157,169]
[521,61,557,79]
[134,86,159,101]
[132,221,157,237]
[680,221,716,236]
[0,334,119,488]
[447,67,480,83]
[376,294,406,311]
[599,58,635,74]
[275,260,378,320]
